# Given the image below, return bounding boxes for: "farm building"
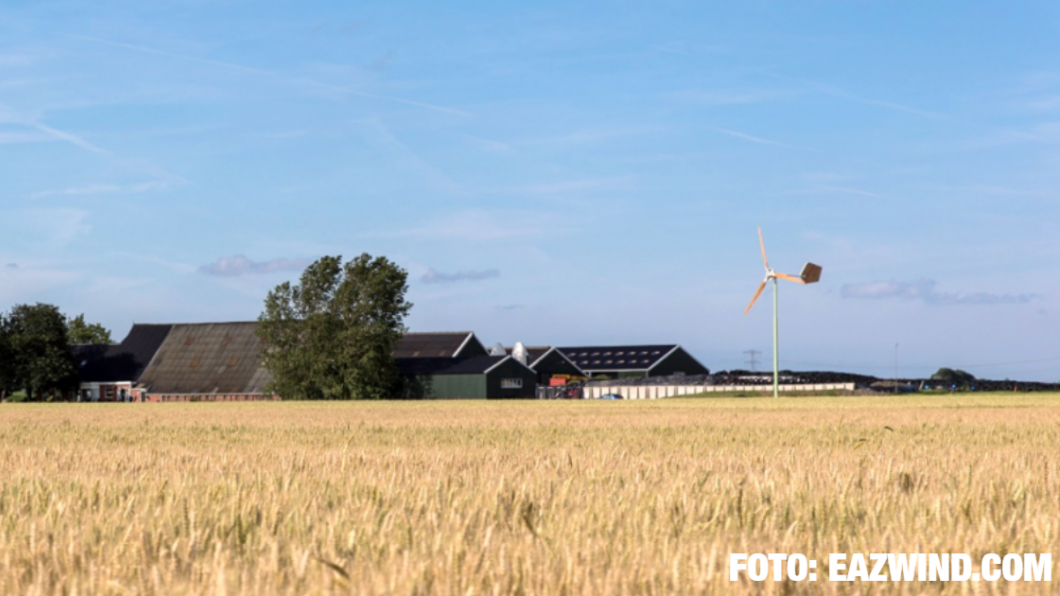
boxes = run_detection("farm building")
[557,344,708,379]
[73,323,173,402]
[74,324,531,401]
[505,346,586,385]
[136,322,276,402]
[395,355,537,399]
[74,322,700,400]
[393,331,487,358]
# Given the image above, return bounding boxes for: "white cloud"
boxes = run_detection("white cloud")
[199,255,311,277]
[30,181,172,200]
[421,268,500,284]
[841,279,1042,306]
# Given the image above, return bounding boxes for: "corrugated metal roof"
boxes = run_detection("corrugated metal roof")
[138,322,271,394]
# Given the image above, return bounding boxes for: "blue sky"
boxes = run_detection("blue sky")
[2,1,1059,380]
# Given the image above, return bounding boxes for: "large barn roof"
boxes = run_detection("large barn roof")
[75,323,174,383]
[137,322,271,394]
[393,332,485,358]
[557,344,681,372]
[396,355,515,376]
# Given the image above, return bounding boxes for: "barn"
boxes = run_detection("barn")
[557,344,708,379]
[135,322,276,402]
[396,355,537,399]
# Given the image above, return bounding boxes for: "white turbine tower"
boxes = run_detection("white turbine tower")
[743,227,822,398]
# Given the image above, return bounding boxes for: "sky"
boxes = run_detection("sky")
[1,1,1059,381]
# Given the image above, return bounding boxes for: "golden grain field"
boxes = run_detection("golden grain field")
[1,394,1058,595]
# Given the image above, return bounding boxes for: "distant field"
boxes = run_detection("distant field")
[1,394,1058,595]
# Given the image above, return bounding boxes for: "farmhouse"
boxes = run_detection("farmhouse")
[73,323,173,402]
[557,344,709,379]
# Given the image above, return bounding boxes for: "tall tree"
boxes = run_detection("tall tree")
[67,314,113,344]
[0,313,12,400]
[6,303,79,401]
[257,254,412,400]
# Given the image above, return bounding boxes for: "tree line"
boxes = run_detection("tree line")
[0,305,112,401]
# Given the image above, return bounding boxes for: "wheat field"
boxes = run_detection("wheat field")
[0,394,1058,595]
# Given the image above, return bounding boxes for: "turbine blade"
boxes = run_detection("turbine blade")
[775,272,805,284]
[758,226,769,269]
[744,281,767,315]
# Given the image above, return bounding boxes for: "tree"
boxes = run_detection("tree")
[6,303,79,401]
[0,313,12,400]
[257,254,412,400]
[931,367,975,386]
[67,314,113,344]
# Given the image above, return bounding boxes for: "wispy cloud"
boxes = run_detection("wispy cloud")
[780,186,891,200]
[651,41,729,56]
[199,255,311,277]
[507,177,633,196]
[372,209,572,242]
[0,100,111,155]
[361,117,464,195]
[712,127,792,148]
[77,36,470,117]
[841,279,1041,306]
[817,186,890,199]
[421,268,500,284]
[30,181,172,200]
[496,304,525,310]
[5,263,17,269]
[673,89,788,105]
[0,131,51,144]
[1020,95,1060,111]
[29,121,108,153]
[925,184,1045,197]
[763,71,947,119]
[460,133,513,154]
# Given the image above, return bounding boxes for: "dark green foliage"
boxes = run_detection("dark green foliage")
[931,367,976,385]
[0,312,12,400]
[67,314,113,345]
[3,303,79,401]
[257,254,412,400]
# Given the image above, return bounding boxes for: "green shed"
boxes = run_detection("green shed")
[396,355,537,399]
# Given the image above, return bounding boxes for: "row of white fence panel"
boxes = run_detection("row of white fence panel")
[583,383,856,399]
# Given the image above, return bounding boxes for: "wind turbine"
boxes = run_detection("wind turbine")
[743,227,822,398]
